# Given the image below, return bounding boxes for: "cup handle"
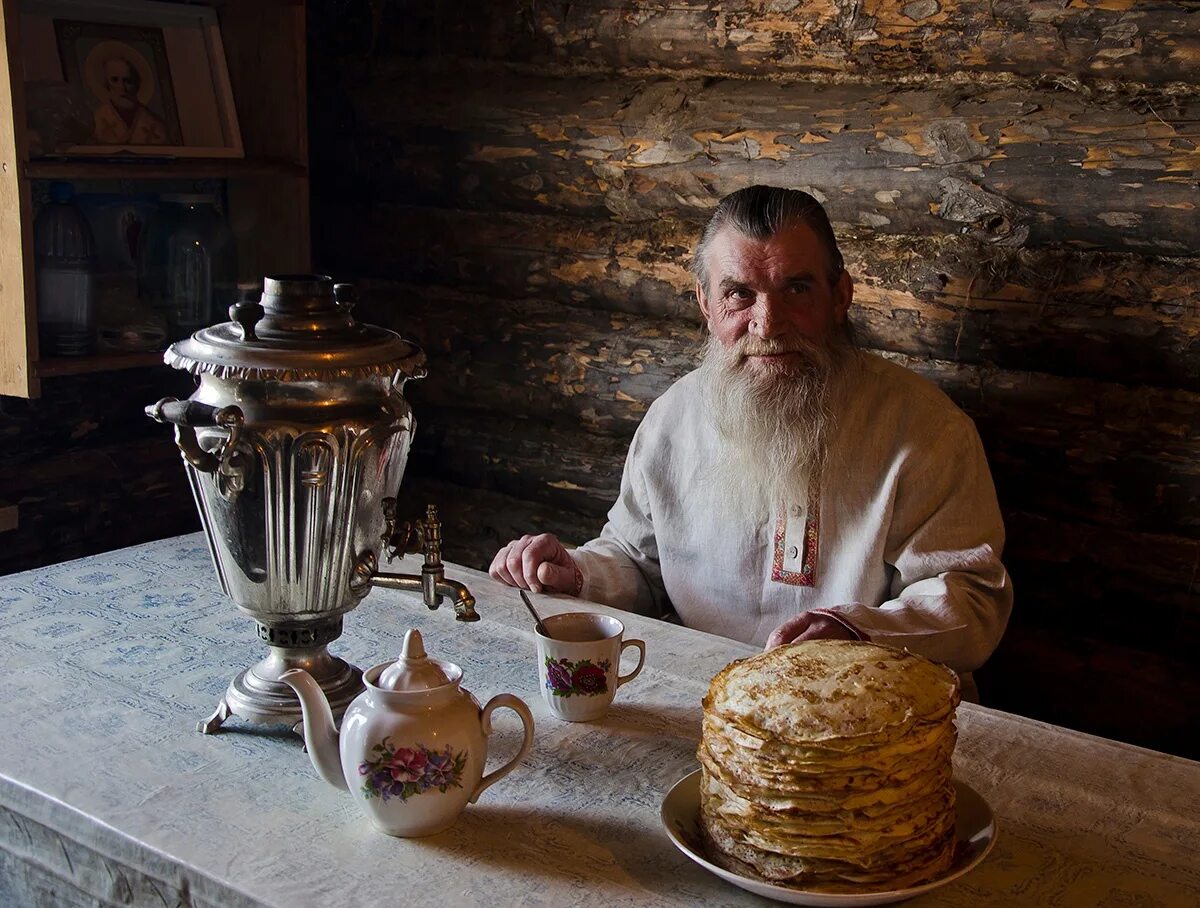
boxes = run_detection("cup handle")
[470,693,535,804]
[616,638,646,689]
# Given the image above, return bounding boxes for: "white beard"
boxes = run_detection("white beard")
[696,332,854,521]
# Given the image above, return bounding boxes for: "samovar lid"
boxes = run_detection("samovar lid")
[163,274,427,382]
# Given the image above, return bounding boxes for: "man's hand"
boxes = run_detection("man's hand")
[489,533,581,595]
[765,612,856,650]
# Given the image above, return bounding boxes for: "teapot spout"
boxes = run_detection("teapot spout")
[280,669,348,791]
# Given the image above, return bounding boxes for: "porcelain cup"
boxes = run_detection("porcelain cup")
[536,612,645,721]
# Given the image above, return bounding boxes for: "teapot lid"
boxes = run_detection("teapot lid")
[163,274,427,382]
[377,629,460,692]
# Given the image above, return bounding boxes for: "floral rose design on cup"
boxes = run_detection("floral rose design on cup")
[545,656,611,697]
[358,736,467,802]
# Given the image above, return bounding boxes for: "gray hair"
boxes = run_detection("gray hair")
[691,186,845,296]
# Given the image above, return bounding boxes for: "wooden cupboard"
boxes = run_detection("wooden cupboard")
[0,0,309,398]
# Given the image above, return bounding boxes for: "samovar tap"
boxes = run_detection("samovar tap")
[368,503,480,621]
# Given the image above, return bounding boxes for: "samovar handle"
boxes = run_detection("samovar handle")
[146,398,246,479]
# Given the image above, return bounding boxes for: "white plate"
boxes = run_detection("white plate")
[660,770,998,907]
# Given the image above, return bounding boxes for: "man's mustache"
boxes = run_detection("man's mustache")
[732,335,826,362]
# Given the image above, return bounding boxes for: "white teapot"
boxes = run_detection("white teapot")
[281,629,534,837]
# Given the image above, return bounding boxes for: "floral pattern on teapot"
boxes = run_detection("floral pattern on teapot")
[359,737,467,802]
[545,656,611,698]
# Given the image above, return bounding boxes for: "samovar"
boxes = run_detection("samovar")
[146,274,477,734]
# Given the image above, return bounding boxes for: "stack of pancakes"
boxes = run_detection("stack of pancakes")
[698,639,961,892]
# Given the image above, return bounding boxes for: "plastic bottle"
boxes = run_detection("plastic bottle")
[34,181,96,356]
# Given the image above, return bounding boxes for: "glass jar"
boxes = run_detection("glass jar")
[34,181,97,356]
[138,194,237,339]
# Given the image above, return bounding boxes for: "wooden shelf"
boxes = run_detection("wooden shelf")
[24,156,307,181]
[34,351,166,379]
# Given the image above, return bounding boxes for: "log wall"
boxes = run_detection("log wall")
[326,0,1194,758]
[0,368,199,574]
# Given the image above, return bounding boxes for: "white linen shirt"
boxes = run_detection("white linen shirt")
[571,352,1013,676]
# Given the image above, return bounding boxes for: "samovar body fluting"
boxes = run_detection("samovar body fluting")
[186,374,414,628]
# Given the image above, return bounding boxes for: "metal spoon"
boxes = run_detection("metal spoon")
[519,589,552,638]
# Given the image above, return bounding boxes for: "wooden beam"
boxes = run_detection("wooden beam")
[366,284,701,435]
[367,280,1200,447]
[322,204,1200,391]
[340,67,1200,255]
[361,0,1200,86]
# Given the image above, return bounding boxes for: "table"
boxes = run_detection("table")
[1,535,1197,907]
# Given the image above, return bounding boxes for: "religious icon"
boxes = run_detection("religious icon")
[22,0,242,159]
[55,20,183,149]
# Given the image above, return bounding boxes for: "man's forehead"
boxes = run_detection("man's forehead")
[707,223,825,278]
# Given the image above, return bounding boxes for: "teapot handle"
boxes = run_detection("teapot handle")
[469,694,535,804]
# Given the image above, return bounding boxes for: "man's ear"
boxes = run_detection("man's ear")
[697,280,712,322]
[833,269,853,324]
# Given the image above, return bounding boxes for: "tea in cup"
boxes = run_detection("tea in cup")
[536,612,645,722]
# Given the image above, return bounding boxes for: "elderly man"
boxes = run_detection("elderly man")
[490,186,1012,687]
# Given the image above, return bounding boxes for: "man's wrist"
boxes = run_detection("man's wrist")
[572,561,584,597]
[810,608,867,641]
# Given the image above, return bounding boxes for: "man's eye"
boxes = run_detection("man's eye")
[788,282,811,295]
[726,288,754,305]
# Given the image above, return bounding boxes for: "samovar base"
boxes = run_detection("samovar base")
[198,622,364,734]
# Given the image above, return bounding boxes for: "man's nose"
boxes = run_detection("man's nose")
[749,294,786,338]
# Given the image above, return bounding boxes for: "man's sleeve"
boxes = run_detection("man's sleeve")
[570,423,670,618]
[828,417,1013,675]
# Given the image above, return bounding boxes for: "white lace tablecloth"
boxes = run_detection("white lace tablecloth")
[1,534,1197,907]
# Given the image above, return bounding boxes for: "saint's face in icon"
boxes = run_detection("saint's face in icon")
[103,57,140,113]
[91,53,168,144]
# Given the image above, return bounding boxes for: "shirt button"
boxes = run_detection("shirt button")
[787,545,799,559]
